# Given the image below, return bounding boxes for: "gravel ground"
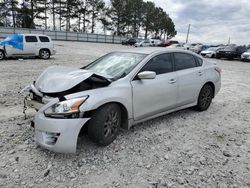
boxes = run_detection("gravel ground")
[0,41,250,188]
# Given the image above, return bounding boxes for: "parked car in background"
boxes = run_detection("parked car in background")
[135,39,161,47]
[189,43,203,54]
[241,48,250,62]
[216,46,247,60]
[21,48,221,153]
[167,44,186,50]
[0,33,55,60]
[159,40,178,47]
[201,47,222,58]
[122,38,137,45]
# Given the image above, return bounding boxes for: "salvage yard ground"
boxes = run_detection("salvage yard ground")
[0,41,250,188]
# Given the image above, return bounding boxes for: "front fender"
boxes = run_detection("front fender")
[64,85,133,119]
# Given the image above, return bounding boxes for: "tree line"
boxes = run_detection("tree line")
[0,0,177,39]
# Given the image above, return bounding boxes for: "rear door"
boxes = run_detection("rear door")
[24,35,39,55]
[38,36,51,49]
[173,52,205,106]
[131,53,178,120]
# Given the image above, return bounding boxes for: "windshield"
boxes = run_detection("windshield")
[85,52,146,80]
[207,47,216,51]
[224,46,236,51]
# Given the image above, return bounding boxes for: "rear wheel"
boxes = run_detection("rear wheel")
[39,49,50,60]
[0,50,5,60]
[88,103,121,146]
[195,84,213,111]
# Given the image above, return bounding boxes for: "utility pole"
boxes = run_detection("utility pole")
[186,24,191,44]
[228,36,230,45]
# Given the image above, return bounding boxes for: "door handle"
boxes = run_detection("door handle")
[198,71,203,76]
[169,79,176,84]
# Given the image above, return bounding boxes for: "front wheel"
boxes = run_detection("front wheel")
[0,50,5,60]
[195,84,213,111]
[39,49,50,60]
[88,103,121,146]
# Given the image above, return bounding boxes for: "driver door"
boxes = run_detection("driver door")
[131,53,178,121]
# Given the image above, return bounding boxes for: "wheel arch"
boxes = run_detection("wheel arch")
[0,49,5,59]
[39,48,51,55]
[83,101,129,130]
[203,81,215,98]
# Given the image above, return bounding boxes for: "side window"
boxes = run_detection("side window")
[39,36,50,42]
[25,36,38,42]
[174,53,197,71]
[196,57,203,66]
[140,53,173,75]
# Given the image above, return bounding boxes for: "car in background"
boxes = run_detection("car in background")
[216,46,247,60]
[201,47,222,58]
[159,40,178,47]
[0,33,55,60]
[135,39,161,47]
[241,48,250,62]
[167,44,186,50]
[21,48,221,153]
[189,43,203,54]
[122,38,137,46]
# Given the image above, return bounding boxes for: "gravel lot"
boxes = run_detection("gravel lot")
[0,41,250,188]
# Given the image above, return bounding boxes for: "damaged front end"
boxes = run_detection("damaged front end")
[20,66,112,153]
[21,66,111,112]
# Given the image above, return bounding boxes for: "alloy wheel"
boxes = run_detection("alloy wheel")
[200,87,212,109]
[103,110,119,138]
[41,50,49,59]
[0,51,4,60]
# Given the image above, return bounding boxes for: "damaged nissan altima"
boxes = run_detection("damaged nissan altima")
[21,48,221,153]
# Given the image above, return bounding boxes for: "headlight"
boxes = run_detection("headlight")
[44,96,88,118]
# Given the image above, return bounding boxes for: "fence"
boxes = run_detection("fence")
[0,27,127,44]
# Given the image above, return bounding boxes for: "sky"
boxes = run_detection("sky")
[146,0,250,45]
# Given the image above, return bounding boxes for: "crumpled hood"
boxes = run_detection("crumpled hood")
[35,66,110,93]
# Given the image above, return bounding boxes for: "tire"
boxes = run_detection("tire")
[39,49,50,60]
[211,54,215,58]
[216,55,221,59]
[195,84,213,111]
[88,103,121,146]
[0,50,5,60]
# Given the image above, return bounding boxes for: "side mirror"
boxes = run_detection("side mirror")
[137,71,156,80]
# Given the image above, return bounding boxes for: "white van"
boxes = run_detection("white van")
[0,34,55,60]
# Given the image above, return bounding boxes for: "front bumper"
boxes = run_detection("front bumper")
[201,53,213,58]
[24,89,90,153]
[51,49,56,55]
[34,112,90,153]
[241,55,250,61]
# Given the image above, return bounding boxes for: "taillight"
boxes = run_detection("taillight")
[215,67,222,74]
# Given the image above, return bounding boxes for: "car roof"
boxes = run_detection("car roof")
[116,47,199,56]
[20,33,50,37]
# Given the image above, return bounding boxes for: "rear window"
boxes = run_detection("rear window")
[25,36,38,42]
[39,36,50,42]
[174,53,197,71]
[196,57,203,66]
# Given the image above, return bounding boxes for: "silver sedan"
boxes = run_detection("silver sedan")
[22,48,221,153]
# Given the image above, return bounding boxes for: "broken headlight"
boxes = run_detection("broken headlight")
[44,96,88,118]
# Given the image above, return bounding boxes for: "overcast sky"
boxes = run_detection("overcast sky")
[147,0,250,45]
